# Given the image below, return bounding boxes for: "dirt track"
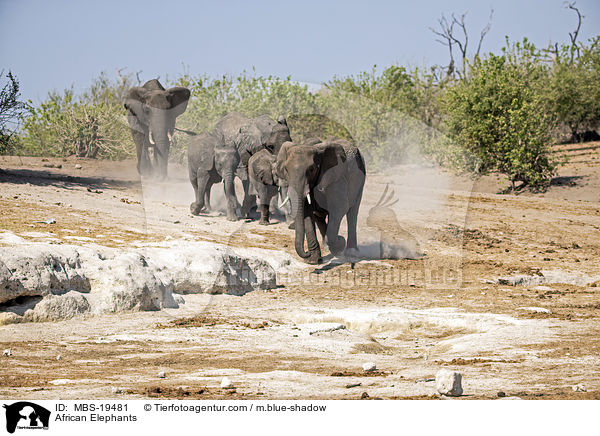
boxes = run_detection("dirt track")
[0,142,599,400]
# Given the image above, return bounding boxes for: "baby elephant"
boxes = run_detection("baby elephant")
[188,131,239,220]
[248,148,287,224]
[248,138,322,225]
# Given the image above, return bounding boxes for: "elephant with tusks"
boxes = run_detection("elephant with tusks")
[274,138,366,264]
[124,79,190,179]
[188,112,291,220]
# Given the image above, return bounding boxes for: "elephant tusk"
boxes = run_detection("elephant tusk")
[148,130,156,145]
[168,131,174,143]
[279,196,290,208]
[306,194,311,205]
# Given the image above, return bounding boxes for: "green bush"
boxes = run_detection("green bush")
[0,71,28,154]
[545,36,600,139]
[443,41,557,189]
[18,73,135,159]
[14,32,600,189]
[169,71,318,162]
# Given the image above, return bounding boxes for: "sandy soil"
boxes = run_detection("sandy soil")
[0,141,599,400]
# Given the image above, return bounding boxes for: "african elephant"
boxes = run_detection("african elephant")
[188,131,237,219]
[277,139,366,264]
[189,112,291,220]
[124,79,190,179]
[248,148,284,225]
[249,137,321,225]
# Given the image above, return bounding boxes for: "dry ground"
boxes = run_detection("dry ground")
[0,141,599,400]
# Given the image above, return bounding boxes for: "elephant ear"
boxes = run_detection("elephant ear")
[255,162,274,186]
[266,122,292,154]
[167,87,191,118]
[316,143,347,191]
[237,122,262,154]
[124,87,149,133]
[275,141,296,179]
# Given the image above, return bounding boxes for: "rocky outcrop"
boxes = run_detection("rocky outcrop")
[0,245,90,305]
[0,234,291,324]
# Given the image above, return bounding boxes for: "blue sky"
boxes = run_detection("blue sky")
[1,0,599,102]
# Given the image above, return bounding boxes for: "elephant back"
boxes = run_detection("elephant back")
[188,131,219,170]
[213,112,249,148]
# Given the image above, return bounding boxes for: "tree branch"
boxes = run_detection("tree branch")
[476,9,494,57]
[566,1,583,61]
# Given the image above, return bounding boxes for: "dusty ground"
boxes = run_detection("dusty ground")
[0,141,599,400]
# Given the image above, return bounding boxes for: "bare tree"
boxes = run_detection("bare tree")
[430,9,493,79]
[0,70,28,148]
[565,1,583,62]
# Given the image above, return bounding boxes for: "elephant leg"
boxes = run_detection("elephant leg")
[344,204,360,259]
[152,146,159,170]
[259,204,270,225]
[132,129,152,175]
[204,171,220,212]
[222,173,238,221]
[325,213,345,256]
[190,170,210,215]
[215,149,239,221]
[313,209,327,244]
[189,165,200,212]
[204,187,211,212]
[345,180,364,257]
[279,184,294,228]
[256,184,269,224]
[304,209,322,264]
[259,185,279,225]
[240,178,256,218]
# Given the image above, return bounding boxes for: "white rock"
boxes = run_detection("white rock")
[518,306,551,314]
[0,234,290,324]
[0,246,90,304]
[3,349,11,357]
[220,377,234,389]
[49,379,72,385]
[56,355,62,361]
[572,384,587,392]
[157,371,166,378]
[436,369,463,396]
[29,291,91,322]
[362,362,377,372]
[74,164,82,169]
[532,285,552,291]
[111,387,123,394]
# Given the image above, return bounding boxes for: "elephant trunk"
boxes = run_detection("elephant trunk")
[292,192,320,262]
[293,193,311,259]
[152,131,171,179]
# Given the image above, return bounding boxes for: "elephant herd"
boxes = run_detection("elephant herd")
[125,79,366,264]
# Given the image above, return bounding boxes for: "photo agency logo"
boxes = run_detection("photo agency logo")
[3,402,50,433]
[127,76,479,314]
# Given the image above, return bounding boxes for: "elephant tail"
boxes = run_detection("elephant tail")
[175,127,198,136]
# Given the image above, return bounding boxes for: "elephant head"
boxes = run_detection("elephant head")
[279,142,347,262]
[124,79,190,179]
[235,115,291,156]
[264,117,292,155]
